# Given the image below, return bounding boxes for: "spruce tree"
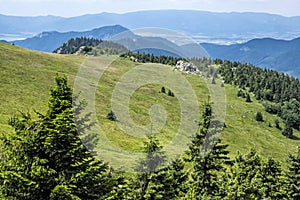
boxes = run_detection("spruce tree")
[161,86,166,94]
[224,149,263,199]
[259,158,286,199]
[0,75,115,199]
[107,110,117,121]
[282,124,293,138]
[134,136,166,199]
[275,119,280,129]
[286,147,300,199]
[143,158,187,199]
[186,102,231,199]
[256,111,263,122]
[245,93,252,102]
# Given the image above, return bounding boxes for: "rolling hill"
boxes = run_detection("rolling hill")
[0,42,299,170]
[0,42,84,133]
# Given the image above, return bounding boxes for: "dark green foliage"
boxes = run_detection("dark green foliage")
[53,37,103,54]
[264,101,281,114]
[256,111,264,122]
[219,60,300,130]
[0,75,115,199]
[224,150,286,199]
[215,59,223,65]
[245,93,252,102]
[225,150,262,199]
[53,37,128,55]
[107,110,117,121]
[186,102,231,199]
[82,46,92,53]
[134,136,165,199]
[50,184,80,200]
[161,86,166,93]
[282,124,293,138]
[168,89,171,96]
[259,158,286,199]
[281,99,300,130]
[211,77,216,84]
[275,119,281,129]
[188,140,231,199]
[131,135,189,200]
[160,86,174,97]
[137,136,166,173]
[168,89,175,97]
[120,51,184,66]
[186,101,212,162]
[286,147,300,199]
[237,89,245,98]
[142,159,188,200]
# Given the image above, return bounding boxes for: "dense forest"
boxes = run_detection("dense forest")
[53,37,128,55]
[120,51,185,66]
[1,51,300,199]
[219,60,300,138]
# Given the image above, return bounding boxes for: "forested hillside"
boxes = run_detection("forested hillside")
[53,37,128,55]
[219,60,300,137]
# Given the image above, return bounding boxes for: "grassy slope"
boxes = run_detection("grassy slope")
[223,86,300,165]
[0,42,84,133]
[0,42,299,169]
[95,59,207,151]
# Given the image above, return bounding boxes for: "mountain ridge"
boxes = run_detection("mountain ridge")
[2,10,300,44]
[11,25,128,52]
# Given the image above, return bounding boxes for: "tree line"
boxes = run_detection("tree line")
[218,60,300,136]
[120,52,185,66]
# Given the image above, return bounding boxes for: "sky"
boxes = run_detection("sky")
[0,0,299,17]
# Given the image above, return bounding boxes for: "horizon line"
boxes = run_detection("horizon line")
[1,9,299,18]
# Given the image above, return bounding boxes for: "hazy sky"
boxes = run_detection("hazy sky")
[0,0,299,17]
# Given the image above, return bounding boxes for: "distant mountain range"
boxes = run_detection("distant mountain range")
[1,10,300,44]
[1,10,300,78]
[6,23,300,78]
[201,37,300,78]
[11,25,128,52]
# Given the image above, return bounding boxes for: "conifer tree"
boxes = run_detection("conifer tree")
[286,147,300,199]
[143,158,187,200]
[282,124,293,138]
[259,158,286,199]
[245,93,252,102]
[134,136,166,199]
[186,102,231,199]
[224,149,263,199]
[256,111,263,122]
[0,75,116,199]
[161,86,166,94]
